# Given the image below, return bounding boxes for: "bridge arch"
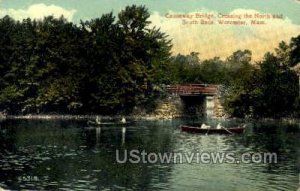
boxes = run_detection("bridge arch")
[165,84,222,117]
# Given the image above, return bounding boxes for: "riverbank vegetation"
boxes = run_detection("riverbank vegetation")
[0,5,171,115]
[0,5,299,118]
[158,41,299,118]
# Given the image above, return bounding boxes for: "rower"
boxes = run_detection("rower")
[95,116,101,125]
[216,123,223,129]
[121,117,126,124]
[121,117,126,145]
[200,123,210,129]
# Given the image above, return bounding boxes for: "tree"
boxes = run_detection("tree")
[0,6,171,114]
[224,51,299,118]
[225,50,254,86]
[290,35,300,66]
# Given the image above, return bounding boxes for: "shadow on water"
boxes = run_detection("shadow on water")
[0,119,177,190]
[221,121,300,191]
[0,118,299,190]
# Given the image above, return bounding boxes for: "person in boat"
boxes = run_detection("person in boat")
[87,116,101,126]
[95,116,101,125]
[121,117,126,124]
[216,123,223,129]
[200,123,211,129]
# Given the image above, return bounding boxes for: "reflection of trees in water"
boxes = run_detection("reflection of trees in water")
[1,119,298,190]
[0,120,19,189]
[175,120,299,191]
[244,122,299,154]
[224,121,299,180]
[80,122,175,190]
[0,119,88,190]
[0,120,17,151]
[0,120,176,190]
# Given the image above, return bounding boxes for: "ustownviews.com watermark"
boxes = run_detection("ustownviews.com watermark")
[116,150,277,164]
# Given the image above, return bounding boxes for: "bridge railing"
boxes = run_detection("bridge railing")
[166,84,218,95]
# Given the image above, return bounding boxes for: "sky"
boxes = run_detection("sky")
[1,0,300,61]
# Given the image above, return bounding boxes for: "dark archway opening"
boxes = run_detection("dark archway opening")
[180,95,206,117]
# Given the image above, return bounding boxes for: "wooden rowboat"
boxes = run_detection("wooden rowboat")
[180,125,245,134]
[87,120,133,127]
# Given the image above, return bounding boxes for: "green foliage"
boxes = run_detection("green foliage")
[0,5,298,118]
[161,43,299,118]
[290,35,300,66]
[224,42,299,118]
[159,50,255,86]
[0,5,171,114]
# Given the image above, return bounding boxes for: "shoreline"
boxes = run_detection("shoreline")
[1,114,175,121]
[0,114,299,124]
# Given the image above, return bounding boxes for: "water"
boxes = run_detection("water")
[0,119,299,190]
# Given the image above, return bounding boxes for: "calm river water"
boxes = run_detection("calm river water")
[0,118,299,190]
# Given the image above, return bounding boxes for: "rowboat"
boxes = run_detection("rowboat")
[87,121,133,127]
[180,125,245,134]
[87,116,133,127]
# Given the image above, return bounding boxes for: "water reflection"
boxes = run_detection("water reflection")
[0,119,299,190]
[122,127,126,146]
[95,127,101,147]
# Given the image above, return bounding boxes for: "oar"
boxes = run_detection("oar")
[205,126,210,135]
[87,120,96,126]
[221,126,233,134]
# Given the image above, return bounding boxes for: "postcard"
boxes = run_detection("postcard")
[0,1,299,191]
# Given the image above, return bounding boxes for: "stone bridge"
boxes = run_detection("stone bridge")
[154,84,224,118]
[166,84,218,96]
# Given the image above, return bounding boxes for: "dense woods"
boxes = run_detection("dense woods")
[0,5,299,117]
[0,5,171,115]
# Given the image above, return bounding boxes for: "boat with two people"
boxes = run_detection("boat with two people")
[180,123,246,134]
[87,116,132,127]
